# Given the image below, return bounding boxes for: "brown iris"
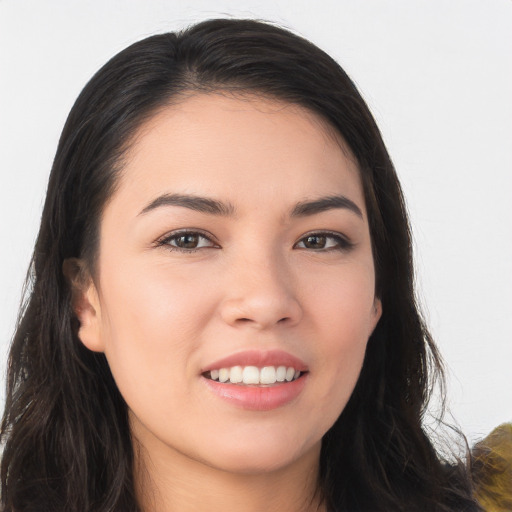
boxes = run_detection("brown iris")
[302,235,327,249]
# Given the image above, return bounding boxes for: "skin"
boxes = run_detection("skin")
[74,93,382,512]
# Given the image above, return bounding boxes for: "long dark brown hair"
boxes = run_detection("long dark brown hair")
[1,19,479,511]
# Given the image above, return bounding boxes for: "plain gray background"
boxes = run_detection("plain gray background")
[1,0,511,444]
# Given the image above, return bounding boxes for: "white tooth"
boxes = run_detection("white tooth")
[294,370,300,380]
[285,367,295,382]
[276,366,287,382]
[229,366,243,383]
[260,366,277,385]
[210,369,219,381]
[242,366,260,384]
[219,368,230,383]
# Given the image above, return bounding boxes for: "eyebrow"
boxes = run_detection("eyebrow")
[139,193,363,219]
[291,195,363,219]
[139,193,235,216]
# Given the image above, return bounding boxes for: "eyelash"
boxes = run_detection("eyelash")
[155,230,354,253]
[294,231,354,252]
[155,230,218,253]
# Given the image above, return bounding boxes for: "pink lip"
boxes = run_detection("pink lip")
[202,374,308,411]
[201,349,308,373]
[200,350,309,411]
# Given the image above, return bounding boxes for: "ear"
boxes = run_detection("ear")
[63,258,105,353]
[369,297,383,335]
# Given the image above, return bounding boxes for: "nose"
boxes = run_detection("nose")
[219,253,303,330]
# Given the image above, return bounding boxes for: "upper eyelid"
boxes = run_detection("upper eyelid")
[299,230,347,237]
[296,230,352,242]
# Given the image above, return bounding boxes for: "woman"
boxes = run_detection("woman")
[0,19,480,511]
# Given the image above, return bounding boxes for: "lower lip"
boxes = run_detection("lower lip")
[202,374,307,411]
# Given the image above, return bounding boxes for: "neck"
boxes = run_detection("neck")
[133,435,325,512]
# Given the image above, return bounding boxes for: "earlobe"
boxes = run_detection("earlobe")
[63,258,105,353]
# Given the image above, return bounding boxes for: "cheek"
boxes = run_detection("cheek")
[100,257,213,340]
[307,258,377,342]
[96,259,217,404]
[304,263,377,418]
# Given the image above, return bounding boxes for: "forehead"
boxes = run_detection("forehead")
[111,93,364,215]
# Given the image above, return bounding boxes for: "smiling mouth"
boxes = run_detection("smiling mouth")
[203,365,304,386]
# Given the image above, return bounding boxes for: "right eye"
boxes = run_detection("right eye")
[157,231,218,252]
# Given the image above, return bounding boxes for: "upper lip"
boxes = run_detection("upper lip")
[201,349,308,373]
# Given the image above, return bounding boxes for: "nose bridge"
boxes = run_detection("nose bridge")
[220,241,302,329]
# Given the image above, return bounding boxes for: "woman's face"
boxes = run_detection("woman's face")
[78,93,381,475]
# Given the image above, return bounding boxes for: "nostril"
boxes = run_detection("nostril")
[237,316,290,324]
[236,316,290,324]
[221,296,303,329]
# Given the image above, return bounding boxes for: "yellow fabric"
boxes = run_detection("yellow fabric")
[472,423,512,512]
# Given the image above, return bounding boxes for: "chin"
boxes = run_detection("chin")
[197,428,321,475]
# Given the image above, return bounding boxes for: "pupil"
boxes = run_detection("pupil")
[306,235,326,249]
[178,234,198,248]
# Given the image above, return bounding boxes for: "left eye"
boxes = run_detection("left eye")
[160,232,216,251]
[295,233,350,251]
